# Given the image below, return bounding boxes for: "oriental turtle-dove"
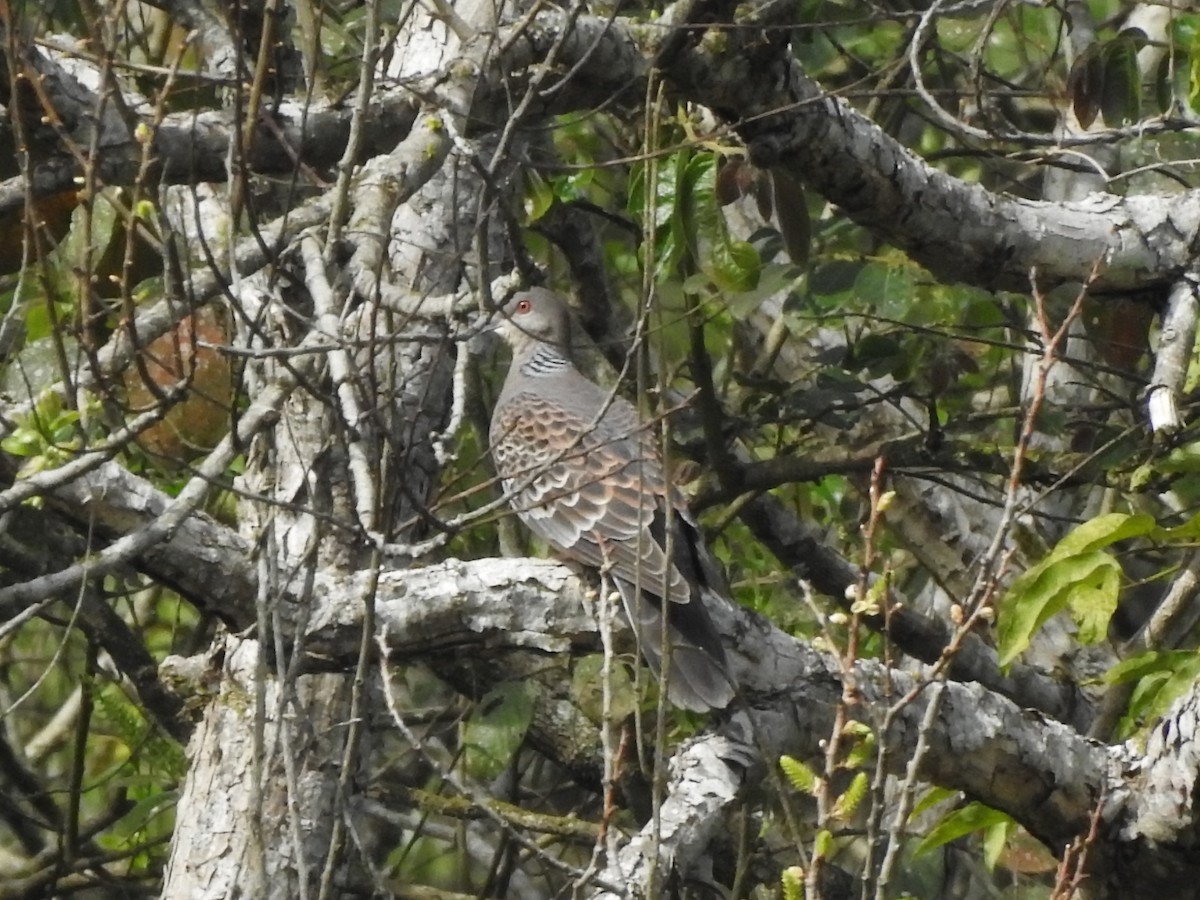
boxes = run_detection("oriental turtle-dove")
[490,288,735,711]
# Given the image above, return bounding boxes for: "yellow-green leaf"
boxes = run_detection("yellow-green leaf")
[913,802,1010,859]
[831,771,869,819]
[982,818,1012,871]
[997,513,1155,666]
[523,169,555,223]
[997,550,1120,665]
[1050,513,1155,559]
[781,865,805,900]
[780,755,817,794]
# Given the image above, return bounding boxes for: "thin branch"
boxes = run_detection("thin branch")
[1147,274,1200,435]
[301,234,379,534]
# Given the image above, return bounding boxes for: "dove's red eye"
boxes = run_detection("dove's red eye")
[515,298,531,314]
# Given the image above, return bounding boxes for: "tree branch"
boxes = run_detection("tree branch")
[647,1,1200,295]
[1147,275,1200,434]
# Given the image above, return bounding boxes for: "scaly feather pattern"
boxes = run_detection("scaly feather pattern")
[490,288,734,711]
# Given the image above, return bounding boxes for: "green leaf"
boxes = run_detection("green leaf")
[1139,652,1200,725]
[1071,561,1120,644]
[639,147,766,291]
[1069,43,1104,128]
[1101,34,1141,126]
[911,786,958,818]
[1158,510,1200,541]
[1155,48,1193,114]
[996,512,1153,667]
[1155,440,1200,475]
[1173,14,1200,48]
[60,190,121,271]
[1,428,42,457]
[912,802,1010,859]
[780,755,817,794]
[1108,652,1200,737]
[675,150,715,267]
[1171,16,1200,113]
[634,148,722,282]
[522,169,555,223]
[832,771,869,819]
[853,261,915,318]
[963,295,1005,328]
[1050,512,1156,557]
[982,818,1012,871]
[814,828,833,859]
[851,333,905,379]
[841,721,875,769]
[997,550,1120,665]
[771,169,811,267]
[1104,649,1196,685]
[782,866,805,900]
[570,654,638,721]
[709,239,761,292]
[809,259,861,297]
[463,682,535,780]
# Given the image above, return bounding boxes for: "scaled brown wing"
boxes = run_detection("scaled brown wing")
[492,392,692,605]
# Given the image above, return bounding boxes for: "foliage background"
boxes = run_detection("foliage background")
[3,0,1200,897]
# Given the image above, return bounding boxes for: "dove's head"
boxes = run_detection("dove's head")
[495,288,574,355]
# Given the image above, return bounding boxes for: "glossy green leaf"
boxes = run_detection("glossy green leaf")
[676,151,716,262]
[912,802,1010,859]
[628,159,677,277]
[709,238,761,293]
[1101,35,1141,126]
